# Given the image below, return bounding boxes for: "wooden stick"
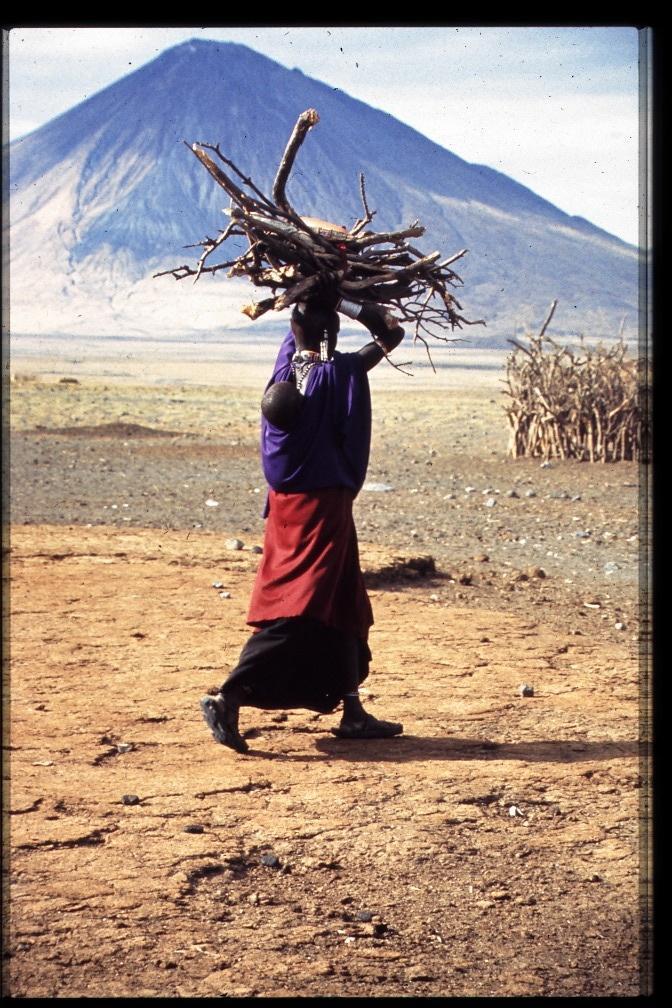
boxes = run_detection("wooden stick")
[272,108,320,213]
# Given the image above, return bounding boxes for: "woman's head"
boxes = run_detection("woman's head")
[291,305,340,358]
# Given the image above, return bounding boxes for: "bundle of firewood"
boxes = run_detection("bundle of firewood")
[503,301,641,462]
[155,109,484,366]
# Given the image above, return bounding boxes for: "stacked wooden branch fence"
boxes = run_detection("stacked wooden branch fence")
[503,303,641,462]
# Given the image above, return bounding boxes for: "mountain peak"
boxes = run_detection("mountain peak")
[9,39,637,342]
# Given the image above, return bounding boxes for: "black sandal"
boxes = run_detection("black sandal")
[330,713,403,739]
[200,695,249,754]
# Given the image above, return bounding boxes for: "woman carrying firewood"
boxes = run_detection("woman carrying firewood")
[200,279,405,754]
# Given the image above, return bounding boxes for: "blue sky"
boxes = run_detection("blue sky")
[6,25,642,245]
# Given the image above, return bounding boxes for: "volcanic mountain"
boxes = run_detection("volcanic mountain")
[9,37,638,344]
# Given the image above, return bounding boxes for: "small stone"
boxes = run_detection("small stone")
[183,824,205,834]
[539,461,553,468]
[443,492,456,500]
[205,499,220,508]
[526,566,546,579]
[574,530,591,539]
[484,498,496,508]
[260,853,281,869]
[509,805,524,817]
[589,873,602,883]
[506,489,520,498]
[525,489,537,498]
[219,591,232,599]
[604,562,619,574]
[490,890,510,901]
[212,581,224,589]
[356,910,374,922]
[475,899,496,910]
[615,622,626,630]
[121,794,140,806]
[249,546,263,554]
[362,482,394,492]
[464,486,476,494]
[458,574,473,586]
[429,594,440,602]
[518,684,534,697]
[514,895,537,906]
[116,743,133,754]
[225,538,244,551]
[475,553,490,562]
[271,712,288,722]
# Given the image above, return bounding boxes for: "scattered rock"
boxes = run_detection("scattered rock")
[615,622,626,630]
[475,899,496,910]
[225,538,244,551]
[475,553,490,562]
[506,489,520,498]
[518,684,534,697]
[540,461,553,468]
[484,498,496,508]
[116,743,133,754]
[219,591,232,599]
[205,499,220,508]
[183,824,205,834]
[525,489,537,498]
[406,967,436,981]
[604,562,620,574]
[490,890,510,901]
[271,712,288,723]
[356,910,374,922]
[260,853,281,869]
[249,545,263,554]
[509,804,525,816]
[458,573,473,586]
[212,581,224,589]
[59,377,80,384]
[362,482,394,492]
[527,566,546,579]
[121,794,140,806]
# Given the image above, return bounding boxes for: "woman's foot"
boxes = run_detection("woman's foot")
[200,694,249,754]
[331,712,403,739]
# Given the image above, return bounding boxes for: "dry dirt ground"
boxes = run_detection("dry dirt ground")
[4,376,650,998]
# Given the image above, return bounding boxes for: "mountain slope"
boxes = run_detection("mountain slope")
[9,38,638,343]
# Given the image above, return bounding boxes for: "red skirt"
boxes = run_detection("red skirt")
[247,487,373,642]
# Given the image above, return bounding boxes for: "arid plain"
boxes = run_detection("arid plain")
[5,338,649,998]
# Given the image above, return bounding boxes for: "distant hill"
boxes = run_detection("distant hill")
[9,38,638,346]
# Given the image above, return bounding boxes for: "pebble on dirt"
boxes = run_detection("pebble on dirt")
[121,794,140,805]
[225,538,244,550]
[518,683,535,697]
[260,853,281,869]
[183,824,205,834]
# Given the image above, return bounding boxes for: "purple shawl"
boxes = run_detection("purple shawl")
[260,330,372,502]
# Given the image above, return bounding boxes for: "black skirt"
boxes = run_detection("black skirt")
[222,617,371,714]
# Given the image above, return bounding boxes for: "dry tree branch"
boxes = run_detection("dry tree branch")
[157,108,485,370]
